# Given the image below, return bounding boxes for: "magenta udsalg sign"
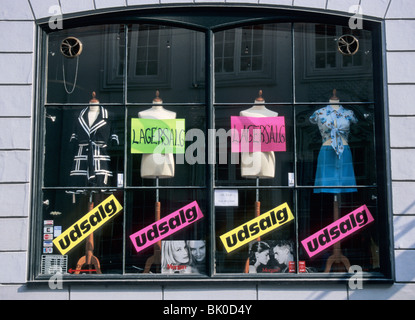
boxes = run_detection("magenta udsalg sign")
[301,205,374,258]
[230,116,286,153]
[129,201,204,253]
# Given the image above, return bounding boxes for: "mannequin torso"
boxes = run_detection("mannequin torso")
[139,101,176,179]
[240,100,278,179]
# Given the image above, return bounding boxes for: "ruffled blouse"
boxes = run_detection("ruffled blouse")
[309,105,358,158]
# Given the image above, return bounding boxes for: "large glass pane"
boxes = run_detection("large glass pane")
[296,104,377,187]
[127,104,206,187]
[215,104,294,187]
[298,188,380,274]
[125,189,207,275]
[215,23,292,103]
[127,25,205,103]
[215,189,295,274]
[294,23,374,103]
[47,25,125,104]
[39,190,124,276]
[43,105,124,189]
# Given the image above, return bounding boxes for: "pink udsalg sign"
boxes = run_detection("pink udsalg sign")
[301,205,374,258]
[129,201,204,253]
[230,116,286,153]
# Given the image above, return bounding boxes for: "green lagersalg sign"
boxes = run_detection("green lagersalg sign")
[131,118,185,154]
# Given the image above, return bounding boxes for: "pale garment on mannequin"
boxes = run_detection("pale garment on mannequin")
[138,91,176,179]
[88,105,100,126]
[88,93,100,126]
[240,91,278,179]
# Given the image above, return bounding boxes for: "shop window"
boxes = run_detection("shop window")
[32,9,392,282]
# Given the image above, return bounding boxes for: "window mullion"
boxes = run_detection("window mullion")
[206,29,215,277]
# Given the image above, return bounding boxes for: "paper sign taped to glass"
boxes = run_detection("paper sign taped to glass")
[53,195,123,255]
[129,201,204,254]
[220,202,294,253]
[131,118,185,154]
[231,116,286,153]
[301,205,374,258]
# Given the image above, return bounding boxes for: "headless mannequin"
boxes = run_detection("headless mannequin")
[139,91,175,273]
[323,89,348,147]
[75,92,103,274]
[240,91,277,273]
[323,89,351,273]
[240,90,278,179]
[139,91,176,179]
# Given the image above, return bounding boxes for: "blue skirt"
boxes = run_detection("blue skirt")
[313,145,357,194]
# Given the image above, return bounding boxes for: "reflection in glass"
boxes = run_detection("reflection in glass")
[215,23,292,103]
[47,25,125,104]
[294,23,374,102]
[127,25,205,103]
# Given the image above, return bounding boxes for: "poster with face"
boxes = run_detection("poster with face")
[161,240,206,275]
[248,240,298,273]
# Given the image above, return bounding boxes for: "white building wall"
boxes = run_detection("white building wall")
[1,0,415,300]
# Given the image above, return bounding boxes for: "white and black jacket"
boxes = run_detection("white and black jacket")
[69,106,119,187]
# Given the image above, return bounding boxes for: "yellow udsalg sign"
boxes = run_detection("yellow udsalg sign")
[53,195,123,255]
[220,202,294,253]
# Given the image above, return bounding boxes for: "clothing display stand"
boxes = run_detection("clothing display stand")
[74,191,102,274]
[254,178,261,235]
[71,92,111,275]
[244,177,261,273]
[324,195,350,273]
[309,89,355,273]
[240,90,277,273]
[139,91,174,273]
[143,177,161,273]
[324,90,350,272]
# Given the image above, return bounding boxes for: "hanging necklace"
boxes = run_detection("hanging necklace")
[62,56,79,94]
[60,37,83,95]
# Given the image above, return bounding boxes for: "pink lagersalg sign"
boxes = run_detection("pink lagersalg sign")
[301,205,374,258]
[129,201,204,253]
[230,116,286,153]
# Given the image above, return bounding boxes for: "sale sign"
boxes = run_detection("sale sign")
[131,118,185,154]
[301,205,374,258]
[129,201,204,253]
[53,195,123,255]
[220,202,294,253]
[230,116,286,153]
